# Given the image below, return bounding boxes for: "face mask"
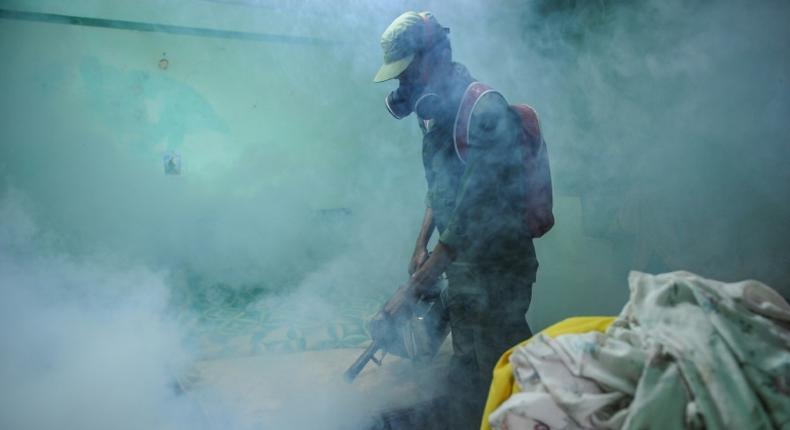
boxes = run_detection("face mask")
[385,83,444,121]
[385,82,425,120]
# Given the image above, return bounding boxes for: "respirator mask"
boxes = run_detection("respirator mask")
[385,84,442,121]
[383,14,450,122]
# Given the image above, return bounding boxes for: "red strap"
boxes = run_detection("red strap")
[453,82,494,163]
[422,13,433,49]
[418,13,432,86]
[511,104,542,153]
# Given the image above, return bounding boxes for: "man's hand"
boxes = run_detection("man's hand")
[408,246,429,275]
[410,241,454,298]
[385,241,455,317]
[382,283,415,317]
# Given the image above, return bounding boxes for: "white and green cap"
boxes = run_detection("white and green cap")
[373,11,447,83]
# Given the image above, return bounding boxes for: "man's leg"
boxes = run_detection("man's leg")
[445,263,488,430]
[444,263,535,430]
[474,270,533,387]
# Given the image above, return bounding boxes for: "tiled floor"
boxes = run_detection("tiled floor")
[182,292,385,359]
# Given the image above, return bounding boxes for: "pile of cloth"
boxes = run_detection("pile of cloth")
[486,271,790,430]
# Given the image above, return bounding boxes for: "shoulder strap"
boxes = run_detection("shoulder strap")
[511,104,543,155]
[453,82,502,164]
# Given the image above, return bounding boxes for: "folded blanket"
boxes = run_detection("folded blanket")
[481,317,616,430]
[489,271,790,430]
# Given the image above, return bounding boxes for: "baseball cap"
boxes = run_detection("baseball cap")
[374,11,447,82]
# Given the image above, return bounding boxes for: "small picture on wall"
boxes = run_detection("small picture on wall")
[163,152,181,175]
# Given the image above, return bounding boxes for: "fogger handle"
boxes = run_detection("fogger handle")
[343,341,380,383]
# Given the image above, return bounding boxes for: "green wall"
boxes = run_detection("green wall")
[1,0,788,341]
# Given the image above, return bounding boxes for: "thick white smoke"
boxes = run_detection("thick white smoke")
[0,191,204,430]
[0,190,424,430]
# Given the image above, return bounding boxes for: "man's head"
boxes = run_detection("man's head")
[374,11,451,84]
[376,12,452,120]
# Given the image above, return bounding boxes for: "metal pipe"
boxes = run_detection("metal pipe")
[0,8,332,45]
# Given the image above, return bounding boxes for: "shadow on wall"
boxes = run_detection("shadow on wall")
[507,0,790,300]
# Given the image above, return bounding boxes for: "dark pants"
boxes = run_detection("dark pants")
[444,262,534,430]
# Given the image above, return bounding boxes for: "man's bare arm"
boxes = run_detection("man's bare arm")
[408,207,435,275]
[385,209,452,316]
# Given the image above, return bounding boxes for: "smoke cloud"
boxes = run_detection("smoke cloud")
[0,191,202,430]
[1,0,789,428]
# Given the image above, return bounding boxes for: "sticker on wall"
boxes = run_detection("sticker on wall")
[163,152,181,175]
[158,52,169,71]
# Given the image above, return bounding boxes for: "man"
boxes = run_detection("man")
[374,11,541,430]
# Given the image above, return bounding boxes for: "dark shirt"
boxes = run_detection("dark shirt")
[420,63,538,276]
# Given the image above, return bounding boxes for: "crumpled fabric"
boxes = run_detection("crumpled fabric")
[489,271,790,430]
